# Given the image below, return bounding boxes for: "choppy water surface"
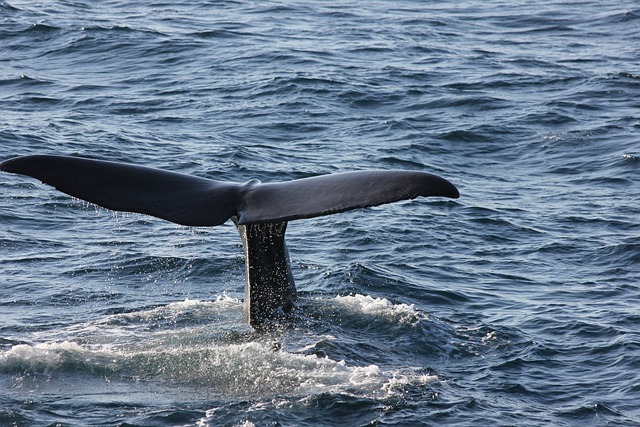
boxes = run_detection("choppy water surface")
[1,1,639,425]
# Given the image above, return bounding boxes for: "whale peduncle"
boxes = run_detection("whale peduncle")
[234,219,296,326]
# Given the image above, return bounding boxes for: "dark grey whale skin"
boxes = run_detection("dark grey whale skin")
[1,155,459,327]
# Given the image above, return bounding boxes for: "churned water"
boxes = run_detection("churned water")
[1,1,639,425]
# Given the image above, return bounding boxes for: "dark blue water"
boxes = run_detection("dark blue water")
[1,1,639,425]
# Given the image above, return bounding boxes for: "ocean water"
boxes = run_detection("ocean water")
[1,0,639,425]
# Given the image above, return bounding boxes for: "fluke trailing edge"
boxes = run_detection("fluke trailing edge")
[1,155,459,327]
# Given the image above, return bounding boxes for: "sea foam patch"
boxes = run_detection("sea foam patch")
[333,294,424,324]
[112,295,244,323]
[0,337,436,399]
[0,340,114,375]
[0,296,438,399]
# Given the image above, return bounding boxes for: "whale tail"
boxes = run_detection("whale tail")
[1,155,459,327]
[1,155,459,226]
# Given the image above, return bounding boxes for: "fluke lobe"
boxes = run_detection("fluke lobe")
[1,155,459,327]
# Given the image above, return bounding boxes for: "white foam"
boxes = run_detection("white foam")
[1,341,99,373]
[1,336,437,399]
[1,295,438,401]
[113,295,243,322]
[28,297,246,345]
[333,294,423,324]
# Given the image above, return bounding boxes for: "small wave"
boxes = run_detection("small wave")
[27,23,61,33]
[79,24,156,35]
[589,242,640,267]
[600,9,640,24]
[554,401,637,425]
[0,74,54,89]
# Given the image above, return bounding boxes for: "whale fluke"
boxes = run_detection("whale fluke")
[1,154,459,327]
[237,169,458,224]
[1,155,459,225]
[0,155,241,226]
